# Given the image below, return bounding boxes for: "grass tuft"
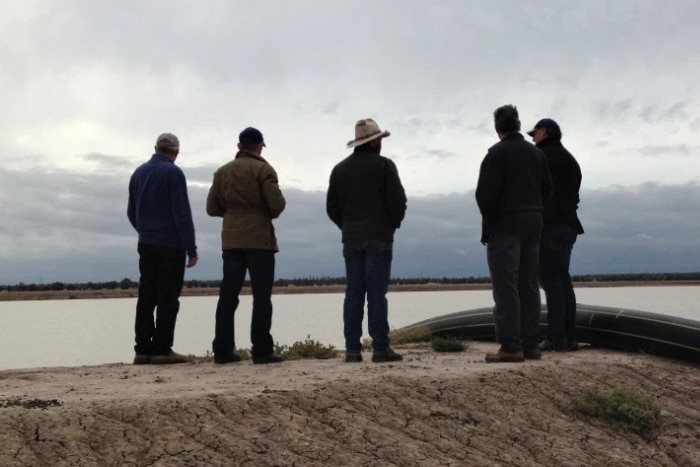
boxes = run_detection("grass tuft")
[574,387,662,438]
[430,336,466,352]
[362,326,433,350]
[274,336,337,360]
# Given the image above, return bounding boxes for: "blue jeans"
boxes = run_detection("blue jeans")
[213,249,275,358]
[486,233,541,353]
[134,243,186,355]
[539,224,578,348]
[342,240,393,353]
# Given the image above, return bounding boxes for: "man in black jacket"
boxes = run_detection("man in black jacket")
[326,118,407,363]
[476,105,552,363]
[527,118,584,352]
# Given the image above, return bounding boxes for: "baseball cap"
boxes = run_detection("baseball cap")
[526,118,560,136]
[155,132,180,150]
[239,127,266,146]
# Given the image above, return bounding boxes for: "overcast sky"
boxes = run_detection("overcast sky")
[1,0,698,284]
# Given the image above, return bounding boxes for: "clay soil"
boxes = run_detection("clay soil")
[2,342,700,466]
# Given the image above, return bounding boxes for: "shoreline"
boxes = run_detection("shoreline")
[0,279,698,301]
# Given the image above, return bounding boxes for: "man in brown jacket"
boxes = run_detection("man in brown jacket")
[206,127,286,364]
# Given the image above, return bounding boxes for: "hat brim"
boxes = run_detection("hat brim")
[526,128,537,136]
[346,130,390,148]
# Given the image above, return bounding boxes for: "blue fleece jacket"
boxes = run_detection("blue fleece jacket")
[127,154,197,257]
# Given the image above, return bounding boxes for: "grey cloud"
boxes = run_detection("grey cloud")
[638,145,692,157]
[663,102,688,120]
[593,98,636,122]
[1,163,699,284]
[425,150,456,160]
[638,101,692,125]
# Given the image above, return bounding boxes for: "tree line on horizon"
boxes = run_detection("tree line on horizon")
[1,272,699,293]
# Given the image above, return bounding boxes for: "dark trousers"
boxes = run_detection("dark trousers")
[487,233,541,353]
[213,249,275,358]
[134,243,186,355]
[342,240,393,353]
[539,224,579,348]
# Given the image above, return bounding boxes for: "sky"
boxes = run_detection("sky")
[1,0,699,284]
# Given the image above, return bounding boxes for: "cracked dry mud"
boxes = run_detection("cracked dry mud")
[1,342,700,466]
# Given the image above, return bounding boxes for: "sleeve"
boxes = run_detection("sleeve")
[127,175,138,230]
[170,168,197,258]
[475,149,504,221]
[206,170,225,217]
[541,153,553,209]
[326,168,342,229]
[260,165,286,219]
[384,159,407,228]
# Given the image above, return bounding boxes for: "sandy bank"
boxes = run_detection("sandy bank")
[1,342,700,466]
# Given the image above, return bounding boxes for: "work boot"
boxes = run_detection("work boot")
[133,354,151,365]
[372,347,403,363]
[253,353,285,365]
[345,352,363,363]
[485,348,525,363]
[151,351,190,364]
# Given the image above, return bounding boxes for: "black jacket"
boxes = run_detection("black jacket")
[476,133,552,243]
[536,137,584,234]
[326,147,407,241]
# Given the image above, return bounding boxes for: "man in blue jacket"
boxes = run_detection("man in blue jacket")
[127,133,198,365]
[527,118,584,352]
[476,105,552,363]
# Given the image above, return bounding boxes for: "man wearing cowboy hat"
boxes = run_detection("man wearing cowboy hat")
[326,118,407,363]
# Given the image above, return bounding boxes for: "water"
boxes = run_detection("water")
[0,286,698,370]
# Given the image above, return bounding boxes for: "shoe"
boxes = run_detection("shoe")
[485,349,525,363]
[253,353,284,364]
[565,342,580,352]
[539,340,565,352]
[372,347,403,363]
[150,351,190,364]
[523,348,542,360]
[345,352,363,363]
[133,354,151,365]
[214,353,242,364]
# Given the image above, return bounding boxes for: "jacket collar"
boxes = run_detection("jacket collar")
[235,150,268,163]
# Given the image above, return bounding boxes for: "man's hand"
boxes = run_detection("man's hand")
[186,256,199,268]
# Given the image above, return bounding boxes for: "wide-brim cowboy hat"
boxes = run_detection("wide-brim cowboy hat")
[346,118,391,148]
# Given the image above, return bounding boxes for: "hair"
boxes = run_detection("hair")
[156,145,178,156]
[493,105,521,134]
[545,128,563,139]
[356,138,382,151]
[239,142,262,151]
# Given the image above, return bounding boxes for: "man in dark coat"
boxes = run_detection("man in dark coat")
[476,105,552,363]
[527,118,584,352]
[327,118,407,363]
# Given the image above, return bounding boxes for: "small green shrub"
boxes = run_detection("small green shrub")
[574,387,662,437]
[430,336,466,352]
[362,326,433,350]
[390,326,433,344]
[275,336,337,360]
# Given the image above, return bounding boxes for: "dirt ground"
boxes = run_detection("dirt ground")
[1,342,700,466]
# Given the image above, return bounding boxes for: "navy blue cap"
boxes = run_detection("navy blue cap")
[239,127,266,146]
[526,118,560,136]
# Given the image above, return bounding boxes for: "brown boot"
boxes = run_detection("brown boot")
[524,348,542,360]
[151,351,190,364]
[372,347,403,363]
[485,348,525,363]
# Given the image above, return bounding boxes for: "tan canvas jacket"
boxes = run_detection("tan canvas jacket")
[206,150,286,251]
